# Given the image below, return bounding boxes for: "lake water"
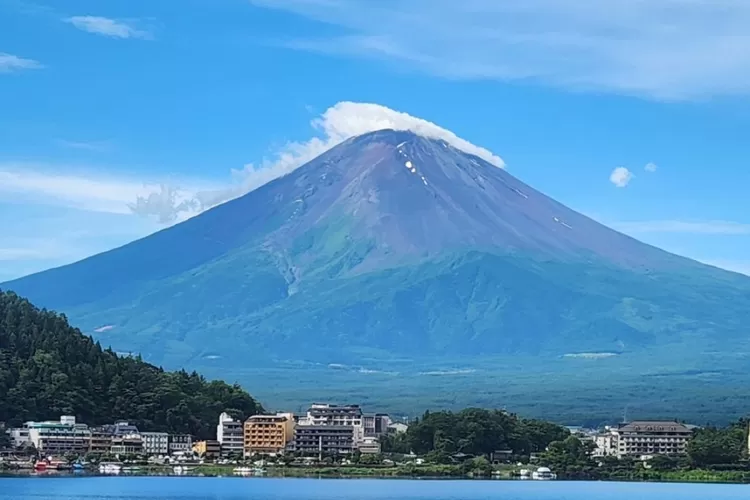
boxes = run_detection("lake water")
[0,477,747,499]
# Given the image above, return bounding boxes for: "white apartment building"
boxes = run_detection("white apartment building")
[141,432,169,456]
[168,434,193,455]
[298,404,365,444]
[216,412,244,457]
[593,432,617,457]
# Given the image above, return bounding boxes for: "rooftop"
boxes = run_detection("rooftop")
[617,421,692,433]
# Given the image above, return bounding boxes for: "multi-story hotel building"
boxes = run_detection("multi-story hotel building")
[141,432,169,456]
[217,412,244,457]
[168,434,193,455]
[107,421,143,455]
[25,416,91,456]
[292,425,355,456]
[594,421,694,458]
[299,404,364,444]
[243,413,295,456]
[363,414,391,437]
[89,428,113,454]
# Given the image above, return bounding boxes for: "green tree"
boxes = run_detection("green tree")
[0,431,10,450]
[0,291,264,439]
[539,436,597,478]
[380,430,409,454]
[404,408,568,458]
[688,427,745,466]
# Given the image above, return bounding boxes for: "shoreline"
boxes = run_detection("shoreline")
[2,467,750,485]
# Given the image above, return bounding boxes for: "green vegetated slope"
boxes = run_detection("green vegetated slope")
[0,291,263,438]
[59,247,750,369]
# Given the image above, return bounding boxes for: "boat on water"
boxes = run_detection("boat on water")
[518,468,530,480]
[173,465,193,475]
[233,466,266,477]
[98,463,123,475]
[531,467,557,480]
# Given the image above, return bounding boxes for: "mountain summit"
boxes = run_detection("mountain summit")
[4,129,750,419]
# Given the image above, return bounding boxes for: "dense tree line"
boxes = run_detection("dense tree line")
[0,291,263,439]
[382,408,569,459]
[687,421,748,467]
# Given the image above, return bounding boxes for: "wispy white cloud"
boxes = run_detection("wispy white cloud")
[0,247,53,262]
[65,16,152,40]
[55,139,111,152]
[609,167,633,188]
[644,162,658,172]
[612,220,750,235]
[250,0,750,99]
[0,52,42,73]
[0,164,215,218]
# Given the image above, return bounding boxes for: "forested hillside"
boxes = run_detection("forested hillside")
[0,291,263,439]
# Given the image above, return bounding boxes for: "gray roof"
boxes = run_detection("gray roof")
[617,421,692,432]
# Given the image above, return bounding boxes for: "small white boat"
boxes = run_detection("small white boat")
[531,467,556,480]
[98,463,122,475]
[233,466,253,476]
[233,466,265,476]
[173,465,192,475]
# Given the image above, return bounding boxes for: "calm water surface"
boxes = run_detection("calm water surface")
[0,477,747,499]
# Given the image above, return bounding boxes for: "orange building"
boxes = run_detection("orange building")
[192,439,220,458]
[243,413,295,456]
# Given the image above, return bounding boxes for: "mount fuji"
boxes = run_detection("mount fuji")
[4,129,750,423]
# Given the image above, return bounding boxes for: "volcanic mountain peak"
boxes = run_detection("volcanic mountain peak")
[4,127,750,422]
[260,128,672,271]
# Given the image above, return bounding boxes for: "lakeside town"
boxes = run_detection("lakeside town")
[3,401,749,481]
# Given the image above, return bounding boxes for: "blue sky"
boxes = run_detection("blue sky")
[1,0,750,281]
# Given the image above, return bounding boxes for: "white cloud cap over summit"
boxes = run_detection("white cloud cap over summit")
[316,102,504,167]
[132,101,504,220]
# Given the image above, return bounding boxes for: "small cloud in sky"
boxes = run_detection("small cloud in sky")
[65,16,152,40]
[609,167,633,188]
[0,52,42,73]
[128,184,200,224]
[56,139,111,152]
[644,162,658,172]
[0,164,219,217]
